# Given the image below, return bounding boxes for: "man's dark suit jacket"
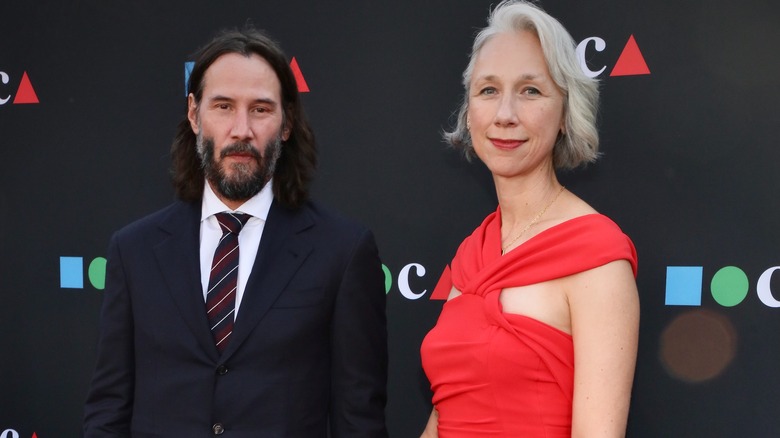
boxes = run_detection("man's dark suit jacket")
[83,199,388,437]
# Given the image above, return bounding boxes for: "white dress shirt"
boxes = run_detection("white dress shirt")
[199,179,273,318]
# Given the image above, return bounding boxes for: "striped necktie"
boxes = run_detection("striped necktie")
[206,212,250,353]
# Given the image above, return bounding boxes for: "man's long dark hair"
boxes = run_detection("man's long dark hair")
[171,27,316,209]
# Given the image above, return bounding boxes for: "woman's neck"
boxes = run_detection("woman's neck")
[494,168,560,230]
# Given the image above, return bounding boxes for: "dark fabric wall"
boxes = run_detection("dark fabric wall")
[2,1,779,436]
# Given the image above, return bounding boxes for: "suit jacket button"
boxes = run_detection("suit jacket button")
[216,365,228,375]
[212,423,225,435]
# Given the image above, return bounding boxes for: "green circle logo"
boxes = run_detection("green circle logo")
[710,266,749,307]
[382,264,392,294]
[88,257,107,290]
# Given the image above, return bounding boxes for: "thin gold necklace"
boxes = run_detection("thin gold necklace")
[501,185,565,255]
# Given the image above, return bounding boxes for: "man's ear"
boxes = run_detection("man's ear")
[187,93,199,134]
[281,113,292,141]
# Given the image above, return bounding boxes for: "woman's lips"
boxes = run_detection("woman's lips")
[490,138,524,150]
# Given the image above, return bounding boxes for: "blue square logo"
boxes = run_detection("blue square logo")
[665,266,703,306]
[60,256,84,289]
[184,62,194,96]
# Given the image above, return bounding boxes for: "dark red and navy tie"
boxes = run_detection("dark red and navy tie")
[206,212,251,353]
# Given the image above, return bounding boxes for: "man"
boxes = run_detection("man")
[84,28,388,437]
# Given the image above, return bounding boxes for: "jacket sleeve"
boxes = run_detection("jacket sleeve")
[329,228,389,437]
[83,233,135,437]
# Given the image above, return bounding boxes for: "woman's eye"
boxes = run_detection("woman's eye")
[479,87,497,96]
[523,87,541,96]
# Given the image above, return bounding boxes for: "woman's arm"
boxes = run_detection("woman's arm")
[420,408,439,438]
[569,259,639,437]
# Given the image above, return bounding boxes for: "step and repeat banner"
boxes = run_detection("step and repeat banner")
[2,1,779,436]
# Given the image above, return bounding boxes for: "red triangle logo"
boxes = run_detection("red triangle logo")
[429,265,452,300]
[32,433,39,438]
[13,71,40,104]
[290,57,310,93]
[610,35,650,77]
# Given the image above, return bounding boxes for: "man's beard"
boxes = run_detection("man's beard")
[196,133,283,202]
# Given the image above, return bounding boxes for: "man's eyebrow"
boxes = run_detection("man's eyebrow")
[207,95,279,106]
[251,97,278,106]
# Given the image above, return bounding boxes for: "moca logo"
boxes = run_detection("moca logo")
[0,71,39,105]
[381,262,457,301]
[60,256,106,290]
[576,35,650,78]
[183,57,310,96]
[665,265,780,307]
[0,429,39,438]
[382,262,431,300]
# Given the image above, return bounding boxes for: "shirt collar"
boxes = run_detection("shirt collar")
[201,179,274,222]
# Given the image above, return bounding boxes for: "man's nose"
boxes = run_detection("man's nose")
[230,111,254,140]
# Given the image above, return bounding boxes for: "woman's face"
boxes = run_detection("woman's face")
[467,30,565,180]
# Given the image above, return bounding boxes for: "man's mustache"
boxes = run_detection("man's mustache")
[220,143,262,160]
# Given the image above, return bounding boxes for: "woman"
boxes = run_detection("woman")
[420,1,639,437]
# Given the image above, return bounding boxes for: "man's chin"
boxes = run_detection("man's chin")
[225,160,259,175]
[211,176,267,201]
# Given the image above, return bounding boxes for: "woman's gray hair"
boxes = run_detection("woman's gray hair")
[444,0,599,169]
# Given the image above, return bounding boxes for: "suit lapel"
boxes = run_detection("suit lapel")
[153,201,220,361]
[223,201,314,359]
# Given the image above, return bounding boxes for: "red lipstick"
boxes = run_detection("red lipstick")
[490,138,524,150]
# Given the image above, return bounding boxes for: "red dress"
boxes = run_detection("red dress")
[421,210,637,437]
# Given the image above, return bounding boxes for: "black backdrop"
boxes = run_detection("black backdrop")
[2,1,779,437]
